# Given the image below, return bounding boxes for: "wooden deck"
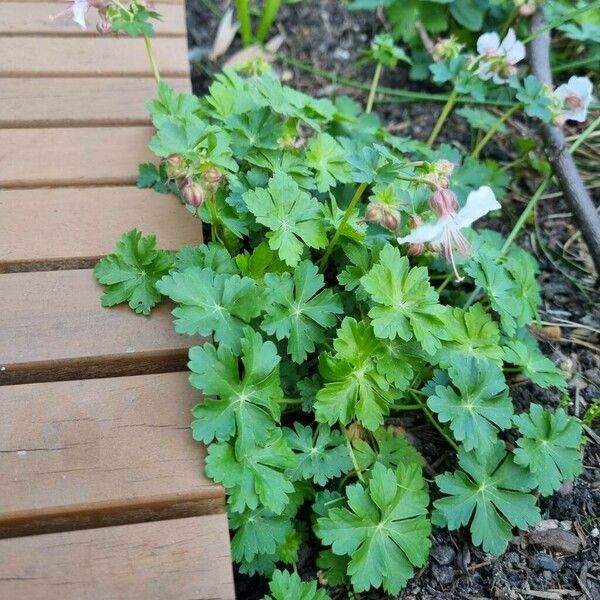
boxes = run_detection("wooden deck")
[0,1,236,598]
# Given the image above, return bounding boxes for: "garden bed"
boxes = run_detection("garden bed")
[186,1,600,598]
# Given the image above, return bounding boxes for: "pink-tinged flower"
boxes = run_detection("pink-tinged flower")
[50,0,104,30]
[397,186,500,280]
[555,76,594,123]
[476,29,526,84]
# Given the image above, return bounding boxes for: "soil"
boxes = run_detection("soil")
[185,2,600,598]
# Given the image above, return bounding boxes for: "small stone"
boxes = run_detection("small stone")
[533,552,561,572]
[559,480,574,495]
[431,563,454,586]
[559,521,573,531]
[431,545,456,566]
[590,527,599,538]
[528,528,582,554]
[535,519,560,532]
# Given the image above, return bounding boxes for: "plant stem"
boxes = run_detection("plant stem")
[463,175,552,309]
[277,398,303,405]
[366,62,383,114]
[427,88,458,147]
[570,114,600,154]
[255,0,281,44]
[235,0,252,46]
[142,33,160,83]
[470,103,522,159]
[343,427,364,483]
[410,392,459,452]
[393,404,423,411]
[524,0,600,43]
[499,5,519,36]
[436,273,453,293]
[318,182,368,272]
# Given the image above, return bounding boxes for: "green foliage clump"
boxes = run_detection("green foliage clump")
[97,68,584,596]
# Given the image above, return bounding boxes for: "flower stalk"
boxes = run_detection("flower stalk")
[470,103,522,159]
[427,88,458,147]
[366,62,383,114]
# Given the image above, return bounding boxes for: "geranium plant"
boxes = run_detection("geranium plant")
[58,1,589,596]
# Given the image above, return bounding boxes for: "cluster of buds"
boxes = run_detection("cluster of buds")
[423,159,456,189]
[364,202,400,231]
[406,215,425,257]
[163,155,226,210]
[432,36,464,62]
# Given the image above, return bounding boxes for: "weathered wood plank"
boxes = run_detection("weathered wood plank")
[0,77,190,127]
[0,187,199,272]
[0,2,187,36]
[0,515,236,600]
[0,37,190,77]
[0,269,202,384]
[0,127,155,187]
[0,373,221,537]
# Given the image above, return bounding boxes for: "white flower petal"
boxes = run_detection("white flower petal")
[455,186,500,229]
[567,76,593,99]
[561,106,588,123]
[72,0,89,29]
[505,39,526,65]
[499,28,516,53]
[477,62,494,81]
[398,219,447,245]
[554,83,570,101]
[477,31,500,56]
[492,72,509,85]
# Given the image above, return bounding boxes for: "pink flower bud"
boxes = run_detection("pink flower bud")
[182,180,204,208]
[436,159,455,178]
[429,188,458,217]
[203,168,224,193]
[164,155,185,178]
[364,203,385,223]
[409,214,423,229]
[382,209,400,231]
[407,243,425,257]
[96,13,111,35]
[518,1,536,17]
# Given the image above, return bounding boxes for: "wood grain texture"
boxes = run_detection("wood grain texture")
[0,77,190,127]
[0,373,222,537]
[1,3,187,36]
[0,187,201,272]
[0,269,203,385]
[0,37,190,77]
[0,127,155,187]
[0,515,236,600]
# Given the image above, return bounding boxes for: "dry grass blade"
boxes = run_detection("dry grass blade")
[210,8,238,60]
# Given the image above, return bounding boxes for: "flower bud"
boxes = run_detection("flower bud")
[382,208,400,231]
[409,214,423,229]
[346,422,369,443]
[164,155,185,179]
[429,188,458,217]
[364,203,385,223]
[435,159,455,178]
[518,1,536,16]
[182,179,204,208]
[407,243,425,257]
[202,167,224,193]
[96,12,111,35]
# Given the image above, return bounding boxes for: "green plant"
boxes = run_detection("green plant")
[62,2,590,596]
[94,67,586,594]
[236,0,291,46]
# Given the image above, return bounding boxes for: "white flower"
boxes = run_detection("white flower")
[476,28,526,84]
[397,186,500,280]
[554,76,594,123]
[50,0,91,30]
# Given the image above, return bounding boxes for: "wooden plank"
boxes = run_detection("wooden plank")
[0,2,187,36]
[0,127,155,187]
[0,515,236,600]
[0,373,222,537]
[0,77,190,127]
[0,269,203,384]
[0,187,200,272]
[0,37,190,77]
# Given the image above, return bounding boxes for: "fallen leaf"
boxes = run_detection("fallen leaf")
[528,528,582,554]
[210,8,238,60]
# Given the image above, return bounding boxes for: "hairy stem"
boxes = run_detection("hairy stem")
[410,392,459,452]
[235,0,252,46]
[143,33,161,83]
[343,427,364,482]
[318,182,368,272]
[366,62,383,114]
[427,88,458,147]
[255,0,281,43]
[470,103,522,159]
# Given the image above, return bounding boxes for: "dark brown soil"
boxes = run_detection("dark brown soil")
[185,2,600,598]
